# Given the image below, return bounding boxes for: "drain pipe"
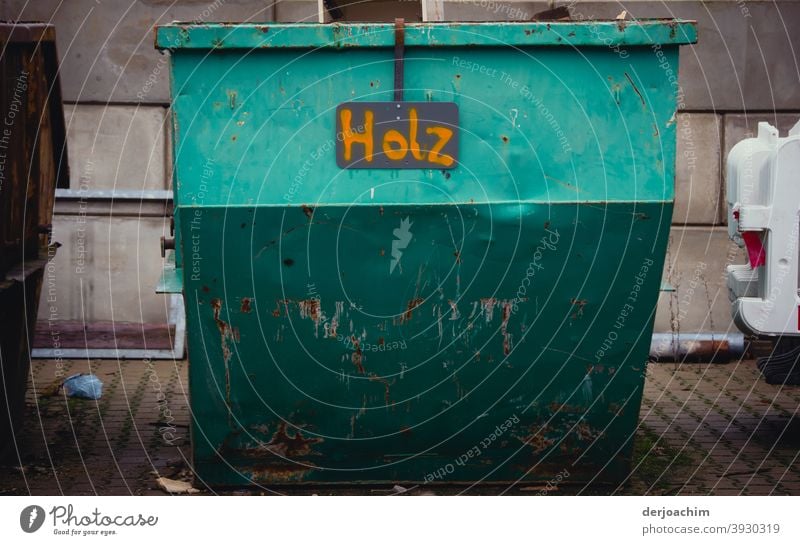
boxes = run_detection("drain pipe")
[650,332,747,363]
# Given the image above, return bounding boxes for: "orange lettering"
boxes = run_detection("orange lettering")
[340,108,373,162]
[382,129,408,161]
[425,126,454,167]
[408,108,424,160]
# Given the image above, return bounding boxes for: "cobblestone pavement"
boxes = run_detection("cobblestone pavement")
[1,358,798,495]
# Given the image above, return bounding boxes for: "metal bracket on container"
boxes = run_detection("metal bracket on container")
[394,18,405,101]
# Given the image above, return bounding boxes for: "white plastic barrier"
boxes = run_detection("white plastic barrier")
[726,119,800,336]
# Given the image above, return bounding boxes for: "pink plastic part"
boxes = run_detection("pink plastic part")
[741,231,766,268]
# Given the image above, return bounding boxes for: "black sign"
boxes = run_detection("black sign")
[335,102,459,169]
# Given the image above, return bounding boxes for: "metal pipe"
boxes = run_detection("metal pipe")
[650,332,746,363]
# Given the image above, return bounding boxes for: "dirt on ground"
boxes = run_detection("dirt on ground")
[1,358,798,495]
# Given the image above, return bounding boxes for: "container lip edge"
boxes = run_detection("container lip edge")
[156,19,698,27]
[155,20,698,50]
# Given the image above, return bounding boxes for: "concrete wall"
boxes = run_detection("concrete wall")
[2,0,797,335]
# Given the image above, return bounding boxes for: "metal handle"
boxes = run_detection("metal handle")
[394,18,405,102]
[161,236,175,258]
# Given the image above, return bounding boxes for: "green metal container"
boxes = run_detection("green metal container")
[156,20,696,487]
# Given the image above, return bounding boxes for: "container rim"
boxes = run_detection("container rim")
[155,20,697,50]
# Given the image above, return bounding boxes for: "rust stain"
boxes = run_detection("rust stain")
[401,298,424,323]
[500,300,513,355]
[549,402,585,413]
[301,204,315,219]
[351,337,365,374]
[368,373,393,405]
[248,466,315,482]
[272,299,288,318]
[298,299,321,323]
[480,297,497,322]
[283,258,295,267]
[453,250,461,263]
[222,447,317,483]
[570,297,587,319]
[448,299,460,320]
[608,403,625,417]
[211,298,239,407]
[522,426,555,454]
[241,297,252,313]
[211,298,231,355]
[263,422,323,457]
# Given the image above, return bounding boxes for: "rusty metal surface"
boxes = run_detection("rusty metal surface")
[0,22,66,461]
[0,22,56,44]
[156,21,698,49]
[162,21,693,485]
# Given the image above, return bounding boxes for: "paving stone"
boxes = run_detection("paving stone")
[7,358,800,494]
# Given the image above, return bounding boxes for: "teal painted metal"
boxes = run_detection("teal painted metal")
[159,21,695,486]
[155,21,696,49]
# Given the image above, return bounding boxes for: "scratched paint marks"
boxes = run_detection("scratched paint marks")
[211,298,240,407]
